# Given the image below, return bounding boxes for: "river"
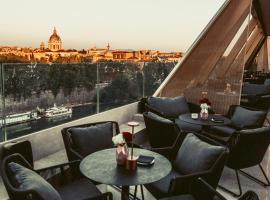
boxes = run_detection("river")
[0,102,130,142]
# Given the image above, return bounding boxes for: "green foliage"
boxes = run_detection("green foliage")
[3,62,174,104]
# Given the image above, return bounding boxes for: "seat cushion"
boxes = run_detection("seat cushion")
[203,126,236,145]
[174,133,225,174]
[160,194,195,200]
[209,126,236,137]
[144,112,178,148]
[145,170,183,199]
[7,162,61,200]
[57,178,101,200]
[175,119,202,133]
[69,122,114,157]
[147,96,190,118]
[230,107,266,130]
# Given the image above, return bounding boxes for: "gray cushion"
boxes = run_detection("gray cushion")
[264,79,270,86]
[147,96,189,118]
[147,111,174,124]
[144,112,178,148]
[174,133,225,174]
[242,83,270,96]
[57,178,101,200]
[231,107,266,130]
[205,126,236,143]
[145,169,183,198]
[69,122,114,157]
[175,119,202,133]
[8,162,61,200]
[209,126,236,137]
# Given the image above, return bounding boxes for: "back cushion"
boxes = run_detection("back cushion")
[231,107,266,130]
[146,111,174,124]
[144,112,177,147]
[7,162,61,200]
[264,79,270,86]
[242,83,270,96]
[69,122,114,157]
[174,133,225,174]
[147,96,189,118]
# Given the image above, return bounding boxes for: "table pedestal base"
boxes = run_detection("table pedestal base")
[121,186,129,200]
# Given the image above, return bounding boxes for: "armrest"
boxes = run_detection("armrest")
[150,132,181,160]
[145,104,167,118]
[187,102,201,113]
[241,94,256,99]
[128,142,142,148]
[168,170,211,194]
[70,148,84,160]
[35,160,80,173]
[150,146,174,161]
[197,178,227,200]
[259,94,270,99]
[113,121,120,135]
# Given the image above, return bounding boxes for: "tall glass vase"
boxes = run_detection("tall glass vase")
[200,108,209,120]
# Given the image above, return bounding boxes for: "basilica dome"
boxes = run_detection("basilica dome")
[48,27,62,51]
[49,29,61,43]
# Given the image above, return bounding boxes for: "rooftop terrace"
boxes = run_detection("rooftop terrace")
[1,0,270,199]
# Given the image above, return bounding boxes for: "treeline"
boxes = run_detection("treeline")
[3,62,174,103]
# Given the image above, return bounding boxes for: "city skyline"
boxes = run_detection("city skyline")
[0,0,225,52]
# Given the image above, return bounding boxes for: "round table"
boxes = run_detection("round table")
[179,113,231,127]
[80,148,171,200]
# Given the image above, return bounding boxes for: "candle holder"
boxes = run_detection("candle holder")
[125,121,139,170]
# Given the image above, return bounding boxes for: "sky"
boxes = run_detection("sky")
[0,0,226,52]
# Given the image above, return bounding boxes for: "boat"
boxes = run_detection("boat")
[43,104,72,118]
[46,114,72,123]
[0,111,40,127]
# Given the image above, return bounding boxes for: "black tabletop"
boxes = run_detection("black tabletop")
[179,113,231,126]
[80,148,171,186]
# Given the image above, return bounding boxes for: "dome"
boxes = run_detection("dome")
[49,28,61,43]
[48,27,62,51]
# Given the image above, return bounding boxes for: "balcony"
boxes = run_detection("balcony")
[0,62,174,141]
[1,0,270,200]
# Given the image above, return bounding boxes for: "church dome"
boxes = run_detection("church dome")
[49,28,61,43]
[48,27,62,51]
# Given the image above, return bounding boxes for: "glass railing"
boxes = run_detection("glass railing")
[0,61,175,142]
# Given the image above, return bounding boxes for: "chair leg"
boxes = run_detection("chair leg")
[111,185,141,200]
[133,185,144,200]
[140,185,145,200]
[133,186,137,200]
[218,170,242,197]
[239,164,270,187]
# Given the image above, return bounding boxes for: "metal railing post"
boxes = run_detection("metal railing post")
[0,63,7,141]
[96,63,100,113]
[142,62,145,97]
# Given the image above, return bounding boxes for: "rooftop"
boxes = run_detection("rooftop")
[1,0,270,200]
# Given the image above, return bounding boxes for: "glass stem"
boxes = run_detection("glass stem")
[131,126,134,159]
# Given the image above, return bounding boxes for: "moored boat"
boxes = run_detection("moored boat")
[43,104,72,118]
[0,111,40,127]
